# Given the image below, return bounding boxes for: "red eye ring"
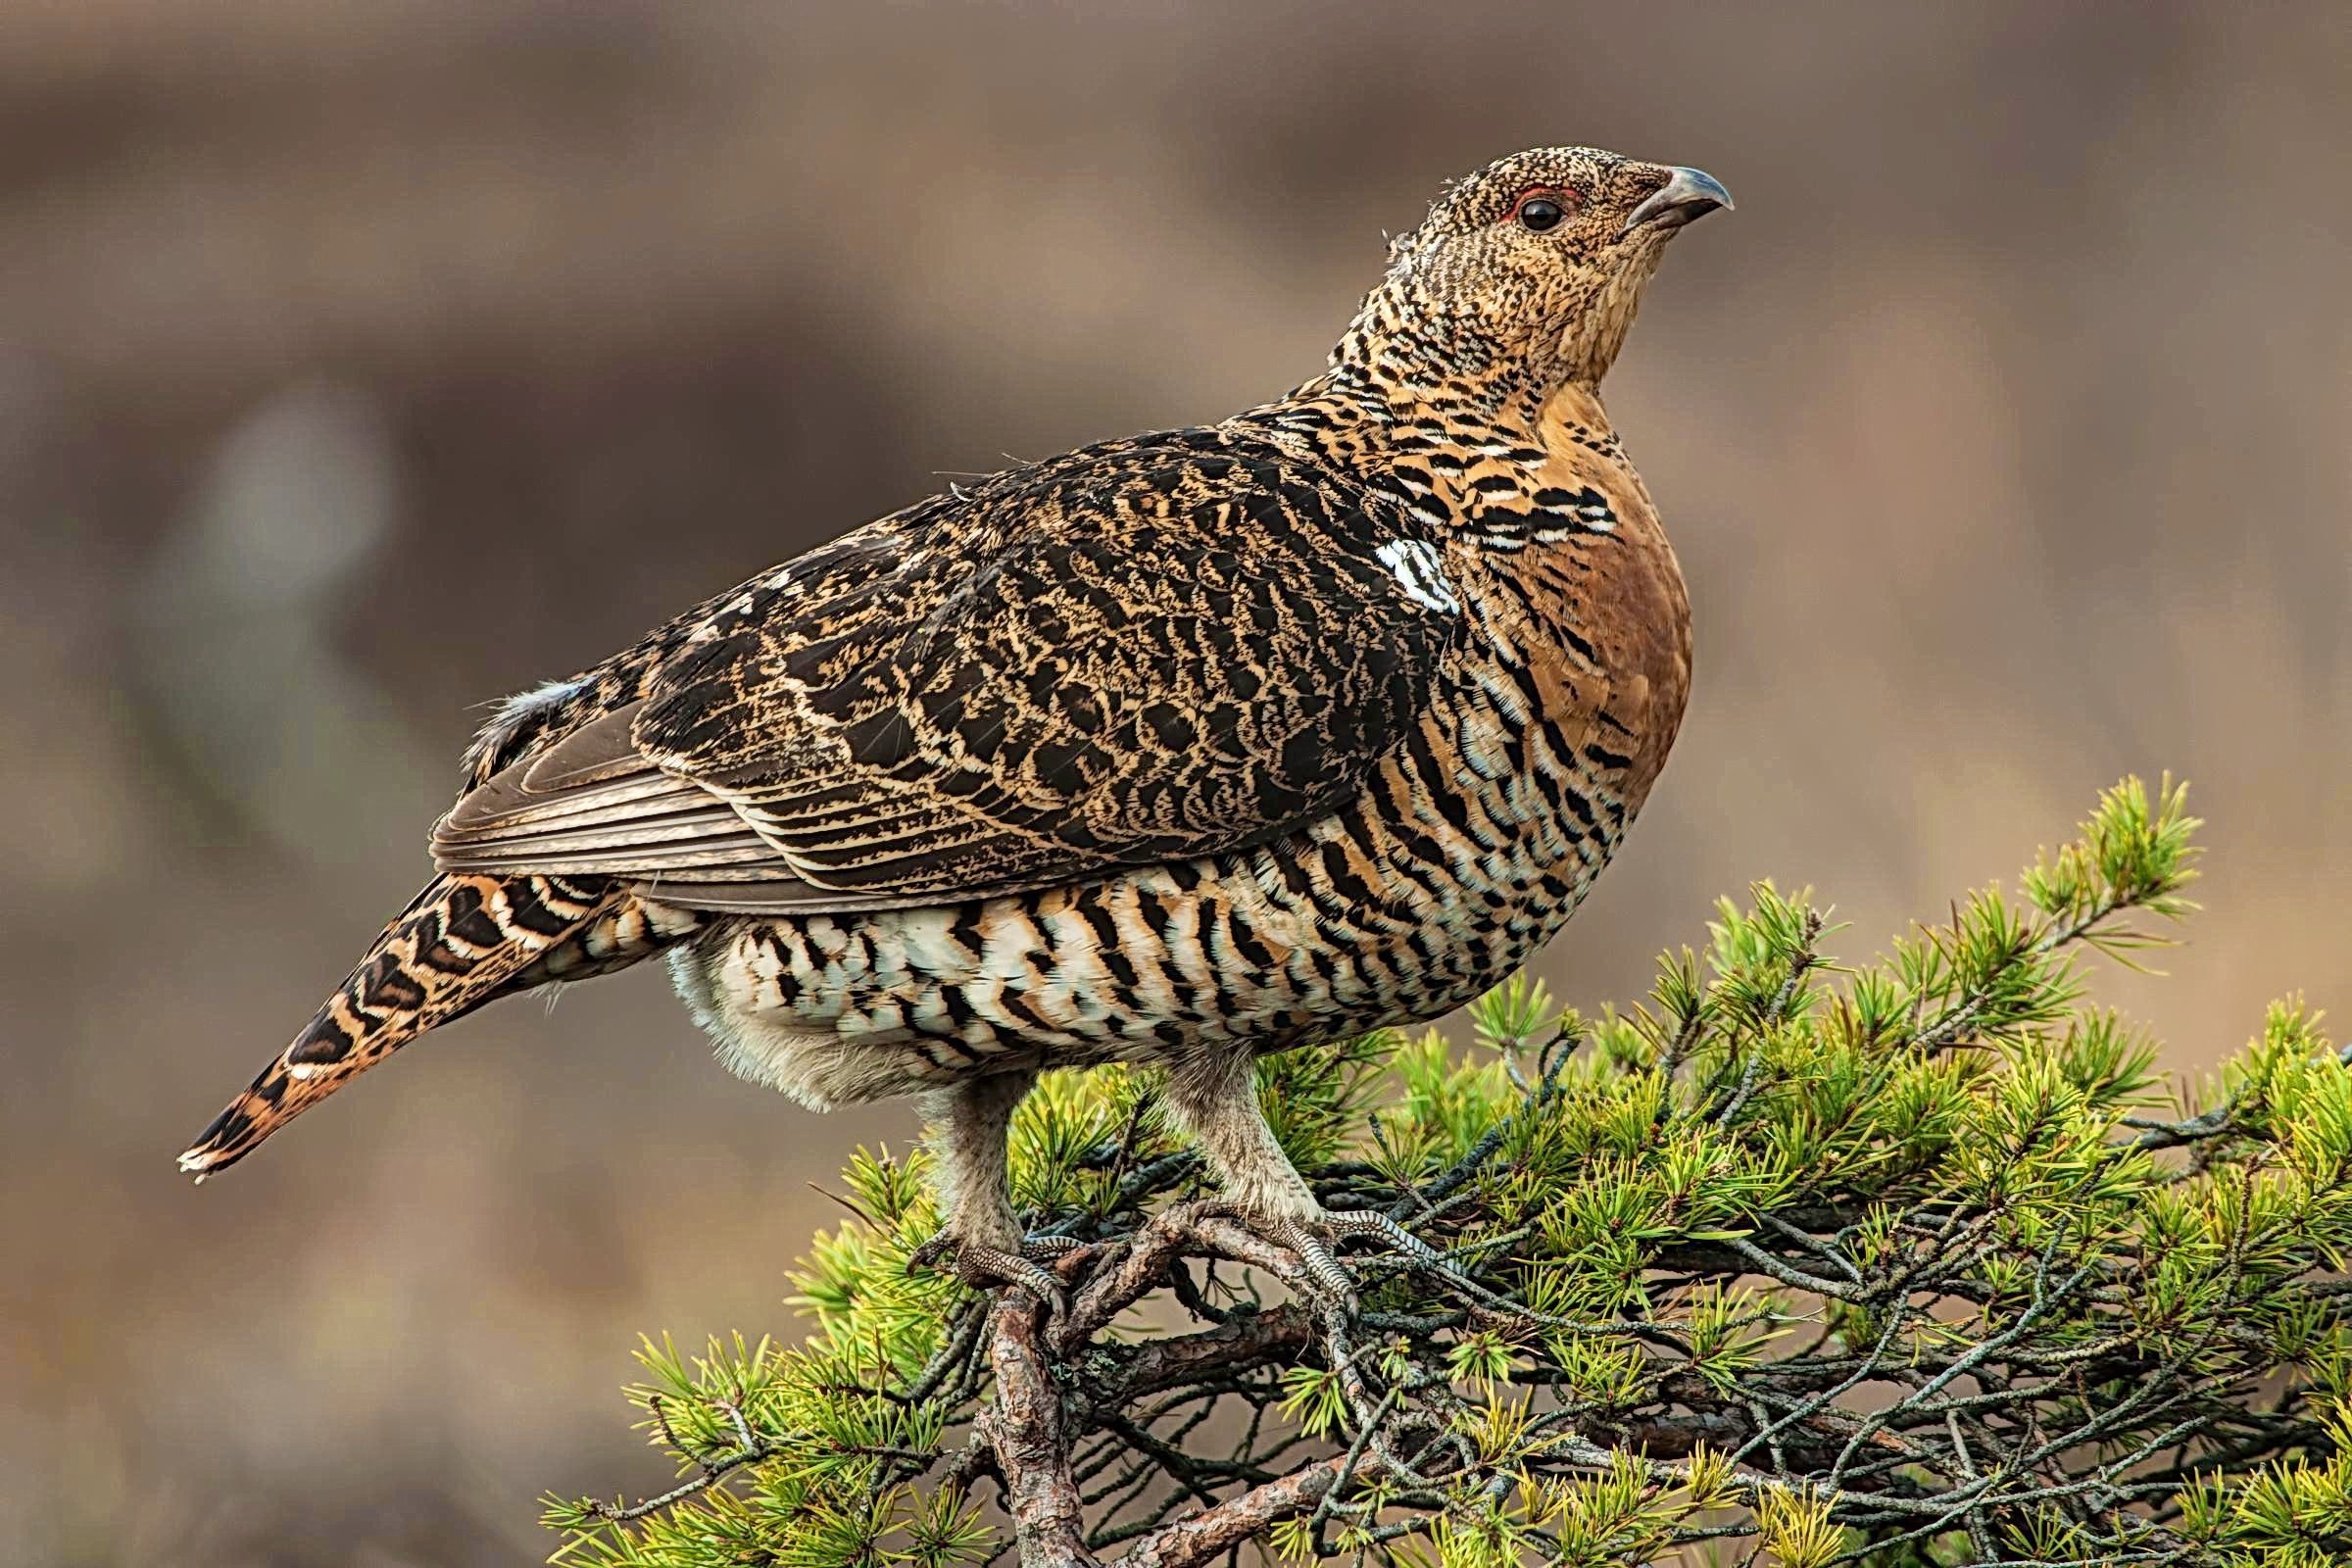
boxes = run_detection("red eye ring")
[1503,186,1578,231]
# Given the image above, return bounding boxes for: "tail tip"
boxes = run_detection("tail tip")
[178,1101,257,1181]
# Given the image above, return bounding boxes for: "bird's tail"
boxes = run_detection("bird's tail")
[178,871,684,1177]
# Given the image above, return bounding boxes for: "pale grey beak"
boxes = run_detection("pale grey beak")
[1622,167,1734,235]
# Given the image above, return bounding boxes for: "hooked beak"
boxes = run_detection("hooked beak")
[1622,167,1734,236]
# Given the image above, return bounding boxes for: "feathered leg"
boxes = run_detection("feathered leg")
[907,1068,1073,1313]
[1160,1048,1436,1310]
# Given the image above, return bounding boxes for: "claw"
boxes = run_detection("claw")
[1261,1209,1452,1315]
[1266,1217,1362,1310]
[907,1229,1075,1317]
[1321,1208,1443,1260]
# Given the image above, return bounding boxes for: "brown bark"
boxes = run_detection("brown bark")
[1114,1303,1315,1399]
[1112,1456,1350,1568]
[1052,1200,1308,1354]
[982,1212,1354,1565]
[984,1294,1098,1568]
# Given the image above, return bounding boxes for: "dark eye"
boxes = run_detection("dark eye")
[1507,189,1575,232]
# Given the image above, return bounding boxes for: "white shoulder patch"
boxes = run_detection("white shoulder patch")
[504,676,593,715]
[1374,539,1460,614]
[466,676,592,772]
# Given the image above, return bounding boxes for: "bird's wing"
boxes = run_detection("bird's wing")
[430,429,1459,914]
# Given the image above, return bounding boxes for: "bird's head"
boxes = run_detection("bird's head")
[1335,146,1731,401]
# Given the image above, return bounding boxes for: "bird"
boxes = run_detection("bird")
[180,145,1730,1311]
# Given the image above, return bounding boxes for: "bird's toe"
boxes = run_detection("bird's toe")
[907,1230,1073,1317]
[958,1244,1071,1318]
[1261,1217,1363,1312]
[1253,1209,1455,1316]
[1319,1207,1443,1260]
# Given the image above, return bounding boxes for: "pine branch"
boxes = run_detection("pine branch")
[546,776,2352,1568]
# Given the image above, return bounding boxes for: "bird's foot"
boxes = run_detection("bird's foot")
[907,1229,1076,1317]
[1255,1208,1445,1315]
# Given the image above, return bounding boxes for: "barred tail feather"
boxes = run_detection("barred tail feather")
[178,871,655,1177]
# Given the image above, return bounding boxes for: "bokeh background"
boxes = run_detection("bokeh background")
[4,2,2347,1562]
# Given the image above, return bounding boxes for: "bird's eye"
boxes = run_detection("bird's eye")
[1508,189,1575,232]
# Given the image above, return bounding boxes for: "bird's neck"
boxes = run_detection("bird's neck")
[1244,359,1619,477]
[1298,264,1656,424]
[1243,314,1636,476]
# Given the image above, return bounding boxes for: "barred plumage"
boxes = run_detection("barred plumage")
[182,146,1730,1305]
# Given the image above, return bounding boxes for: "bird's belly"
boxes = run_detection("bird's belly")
[667,689,1633,1102]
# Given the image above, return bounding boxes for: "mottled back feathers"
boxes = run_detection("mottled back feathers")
[432,428,1457,912]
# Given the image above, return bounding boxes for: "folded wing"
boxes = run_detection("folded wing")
[431,431,1458,914]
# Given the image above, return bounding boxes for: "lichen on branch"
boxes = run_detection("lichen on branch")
[546,778,2352,1567]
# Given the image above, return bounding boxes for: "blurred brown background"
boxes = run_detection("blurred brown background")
[2,2,2346,1562]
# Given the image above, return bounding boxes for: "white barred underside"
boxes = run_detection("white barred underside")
[668,631,1628,1107]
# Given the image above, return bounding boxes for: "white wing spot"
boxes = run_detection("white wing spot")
[466,675,593,770]
[502,676,591,717]
[1375,539,1460,614]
